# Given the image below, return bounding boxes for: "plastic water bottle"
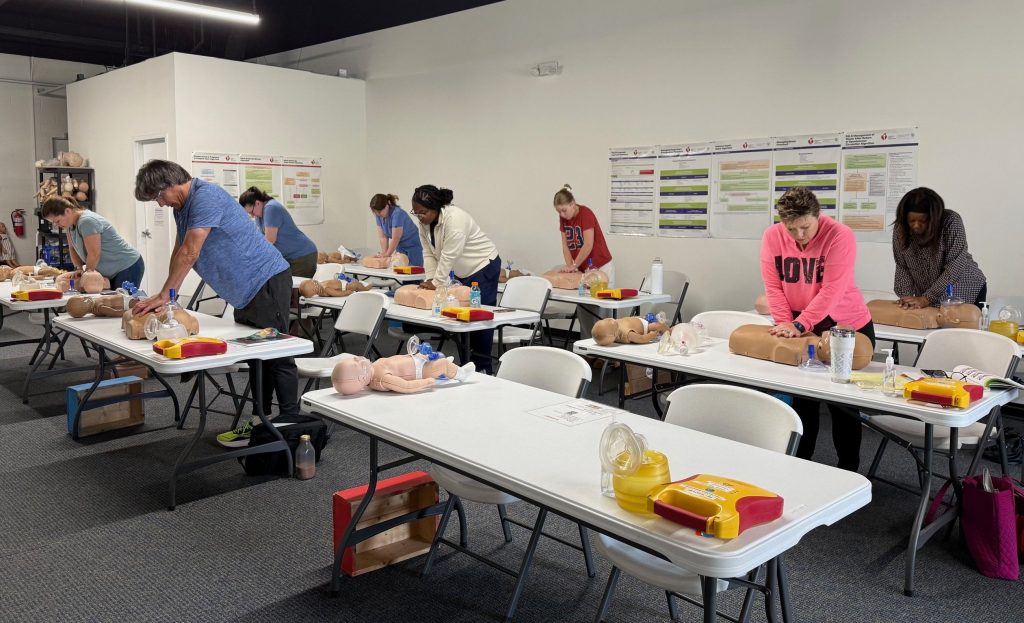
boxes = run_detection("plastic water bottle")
[980,301,990,331]
[580,258,594,297]
[67,279,78,295]
[431,287,444,317]
[650,257,664,295]
[469,282,481,308]
[295,434,316,480]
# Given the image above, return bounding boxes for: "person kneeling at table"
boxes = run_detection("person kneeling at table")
[760,187,876,471]
[133,160,298,448]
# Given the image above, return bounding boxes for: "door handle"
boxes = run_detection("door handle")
[141,229,152,238]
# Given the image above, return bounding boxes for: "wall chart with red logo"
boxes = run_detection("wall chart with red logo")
[608,127,917,241]
[191,152,325,226]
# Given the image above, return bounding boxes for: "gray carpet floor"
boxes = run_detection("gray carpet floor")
[1,311,1022,622]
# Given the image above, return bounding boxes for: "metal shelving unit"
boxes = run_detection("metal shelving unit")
[35,167,95,270]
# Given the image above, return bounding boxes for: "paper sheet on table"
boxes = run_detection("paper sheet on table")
[528,399,621,427]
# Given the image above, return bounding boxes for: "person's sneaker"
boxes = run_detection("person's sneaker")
[216,418,256,448]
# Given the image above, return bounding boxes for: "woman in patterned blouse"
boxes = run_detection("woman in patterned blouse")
[892,187,986,309]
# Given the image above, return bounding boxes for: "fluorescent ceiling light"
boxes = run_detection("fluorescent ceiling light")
[122,0,260,25]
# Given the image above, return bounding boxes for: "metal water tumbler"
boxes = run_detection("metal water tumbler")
[829,326,856,383]
[650,257,664,295]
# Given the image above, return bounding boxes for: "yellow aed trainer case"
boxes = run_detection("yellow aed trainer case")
[648,474,784,539]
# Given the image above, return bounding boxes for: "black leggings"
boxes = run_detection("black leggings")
[792,319,876,471]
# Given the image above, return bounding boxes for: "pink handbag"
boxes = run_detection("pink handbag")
[927,474,1024,580]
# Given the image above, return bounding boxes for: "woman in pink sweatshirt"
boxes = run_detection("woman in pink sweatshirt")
[760,188,875,471]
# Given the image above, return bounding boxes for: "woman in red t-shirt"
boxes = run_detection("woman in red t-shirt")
[554,185,614,339]
[555,185,614,280]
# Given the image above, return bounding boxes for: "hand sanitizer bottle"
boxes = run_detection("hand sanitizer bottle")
[881,348,897,395]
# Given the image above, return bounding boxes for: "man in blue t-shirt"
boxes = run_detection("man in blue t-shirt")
[239,186,318,278]
[133,160,298,419]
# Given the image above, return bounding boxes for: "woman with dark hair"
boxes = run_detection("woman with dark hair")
[411,185,500,373]
[40,196,144,288]
[761,187,874,471]
[892,187,986,309]
[370,193,423,266]
[238,186,318,278]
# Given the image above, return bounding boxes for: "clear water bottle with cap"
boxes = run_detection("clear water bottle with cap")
[445,271,459,307]
[649,257,664,295]
[980,301,990,331]
[469,282,481,308]
[67,279,78,295]
[295,434,316,480]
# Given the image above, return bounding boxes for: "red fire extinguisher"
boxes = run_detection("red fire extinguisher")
[11,209,25,237]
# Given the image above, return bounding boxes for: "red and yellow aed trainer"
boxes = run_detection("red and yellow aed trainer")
[441,307,494,322]
[903,378,983,409]
[11,289,62,301]
[393,266,425,274]
[648,474,784,539]
[153,337,228,359]
[594,288,639,300]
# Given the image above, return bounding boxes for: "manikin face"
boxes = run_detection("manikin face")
[333,356,374,395]
[783,215,820,247]
[554,200,579,220]
[907,212,928,237]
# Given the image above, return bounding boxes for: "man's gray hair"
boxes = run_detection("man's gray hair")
[134,160,192,201]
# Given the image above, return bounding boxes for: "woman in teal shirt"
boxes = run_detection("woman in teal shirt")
[239,186,318,278]
[371,193,424,266]
[40,196,144,289]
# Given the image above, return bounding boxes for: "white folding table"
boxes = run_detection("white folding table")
[572,337,1019,596]
[54,312,313,509]
[302,376,870,623]
[302,295,540,363]
[0,281,104,402]
[339,263,425,287]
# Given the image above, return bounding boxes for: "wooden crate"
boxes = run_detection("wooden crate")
[332,471,439,577]
[624,364,671,397]
[66,376,145,438]
[103,361,150,381]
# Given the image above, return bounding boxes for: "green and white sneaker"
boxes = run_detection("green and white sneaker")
[216,418,256,448]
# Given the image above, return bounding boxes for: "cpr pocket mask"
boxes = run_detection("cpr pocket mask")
[152,337,228,359]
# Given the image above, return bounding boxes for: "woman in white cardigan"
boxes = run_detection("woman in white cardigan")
[411,185,501,373]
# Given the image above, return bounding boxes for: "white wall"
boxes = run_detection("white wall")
[67,54,177,242]
[258,0,1024,317]
[0,54,104,264]
[69,53,367,262]
[171,53,366,251]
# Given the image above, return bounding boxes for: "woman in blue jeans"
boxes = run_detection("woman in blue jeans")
[410,185,501,374]
[40,196,144,289]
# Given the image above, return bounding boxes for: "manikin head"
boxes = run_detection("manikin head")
[332,356,373,395]
[776,187,821,248]
[592,318,619,346]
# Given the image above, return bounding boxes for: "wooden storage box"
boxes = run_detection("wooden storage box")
[66,376,145,438]
[103,361,151,381]
[624,364,671,397]
[332,471,439,577]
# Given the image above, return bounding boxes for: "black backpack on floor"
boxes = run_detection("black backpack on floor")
[240,414,330,476]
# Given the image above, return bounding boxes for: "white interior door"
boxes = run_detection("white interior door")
[133,137,170,294]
